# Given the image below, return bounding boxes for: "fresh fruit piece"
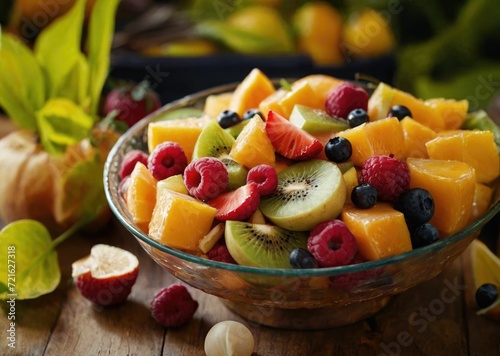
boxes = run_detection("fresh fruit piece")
[248,208,267,225]
[208,183,260,221]
[204,92,233,119]
[289,104,349,134]
[204,321,255,356]
[126,162,157,232]
[147,115,212,161]
[425,98,468,130]
[207,239,237,264]
[307,219,357,267]
[472,183,493,220]
[230,116,276,168]
[388,105,412,120]
[410,223,439,249]
[150,285,198,328]
[184,157,229,201]
[406,157,476,235]
[217,109,241,129]
[325,82,369,119]
[265,110,322,160]
[476,284,498,309]
[229,68,276,117]
[225,119,252,139]
[341,203,412,261]
[400,117,437,158]
[246,164,278,196]
[149,189,217,251]
[347,108,369,128]
[260,159,346,231]
[367,82,395,121]
[351,183,377,209]
[119,150,149,179]
[198,222,225,254]
[104,81,161,128]
[71,244,139,307]
[393,188,435,226]
[258,88,287,119]
[278,81,324,118]
[225,221,308,268]
[291,74,344,105]
[157,174,188,195]
[147,141,188,181]
[243,109,264,121]
[289,248,317,269]
[359,154,410,202]
[293,2,344,66]
[425,130,500,183]
[324,136,352,163]
[343,166,359,205]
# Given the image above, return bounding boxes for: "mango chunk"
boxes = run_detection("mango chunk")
[149,189,217,251]
[204,92,233,119]
[407,157,476,236]
[126,162,158,233]
[400,117,437,158]
[230,68,275,117]
[472,183,493,221]
[341,203,412,261]
[259,89,287,119]
[425,98,468,130]
[278,81,323,118]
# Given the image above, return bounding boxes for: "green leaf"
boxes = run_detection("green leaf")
[60,52,91,111]
[36,98,94,155]
[87,0,121,116]
[0,34,45,130]
[0,220,60,300]
[34,0,85,100]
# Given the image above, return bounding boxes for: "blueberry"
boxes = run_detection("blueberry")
[351,183,377,209]
[325,137,352,163]
[290,248,317,269]
[347,108,369,128]
[243,108,264,121]
[217,110,241,128]
[410,223,439,248]
[388,105,412,120]
[394,188,434,225]
[475,283,499,309]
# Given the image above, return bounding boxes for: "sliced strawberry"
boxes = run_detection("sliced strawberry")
[265,110,323,160]
[208,183,260,221]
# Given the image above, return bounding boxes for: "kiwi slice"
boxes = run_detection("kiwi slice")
[225,221,308,268]
[289,105,349,134]
[192,120,248,189]
[260,159,346,231]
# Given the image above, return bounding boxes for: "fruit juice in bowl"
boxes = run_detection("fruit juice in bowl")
[104,69,500,330]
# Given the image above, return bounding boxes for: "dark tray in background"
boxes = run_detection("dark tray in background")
[109,52,397,104]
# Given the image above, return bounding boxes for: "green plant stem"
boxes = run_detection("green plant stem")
[51,216,90,250]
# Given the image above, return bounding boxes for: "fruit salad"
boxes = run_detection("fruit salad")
[118,68,500,271]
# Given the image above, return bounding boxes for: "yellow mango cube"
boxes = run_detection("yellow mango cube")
[278,81,323,118]
[400,117,437,158]
[229,68,275,117]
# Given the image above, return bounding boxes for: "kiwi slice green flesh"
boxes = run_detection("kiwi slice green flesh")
[225,221,308,268]
[225,119,251,138]
[260,159,346,231]
[289,105,349,134]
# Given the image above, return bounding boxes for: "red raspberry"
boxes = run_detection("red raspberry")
[329,254,384,289]
[325,82,369,119]
[359,154,410,202]
[184,157,229,201]
[246,164,278,196]
[208,183,260,221]
[148,142,188,180]
[120,150,149,179]
[150,285,199,328]
[307,220,357,267]
[207,239,237,264]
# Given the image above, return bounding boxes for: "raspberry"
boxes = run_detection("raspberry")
[207,239,237,264]
[184,157,229,201]
[148,142,188,180]
[246,164,278,196]
[325,82,369,119]
[120,150,149,179]
[150,285,199,328]
[307,219,357,267]
[359,154,410,202]
[329,253,384,289]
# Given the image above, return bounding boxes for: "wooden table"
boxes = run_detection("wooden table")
[1,216,499,356]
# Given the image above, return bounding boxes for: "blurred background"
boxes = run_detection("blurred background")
[2,0,500,119]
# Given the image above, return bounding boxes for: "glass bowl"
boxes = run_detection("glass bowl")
[104,82,500,330]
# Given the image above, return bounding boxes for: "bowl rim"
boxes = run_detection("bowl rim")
[104,82,500,277]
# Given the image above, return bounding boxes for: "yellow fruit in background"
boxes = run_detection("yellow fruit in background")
[142,38,219,57]
[342,8,395,58]
[293,1,344,66]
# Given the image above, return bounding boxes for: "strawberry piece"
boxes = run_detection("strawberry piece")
[150,285,199,328]
[325,82,369,119]
[265,110,323,160]
[208,183,260,221]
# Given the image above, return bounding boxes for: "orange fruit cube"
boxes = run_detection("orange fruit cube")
[472,183,493,221]
[425,98,468,130]
[278,81,323,118]
[291,74,344,105]
[126,162,158,233]
[229,68,275,117]
[259,89,287,119]
[204,92,233,119]
[400,117,437,158]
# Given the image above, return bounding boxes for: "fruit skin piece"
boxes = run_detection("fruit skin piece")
[325,82,369,119]
[406,157,476,235]
[71,244,139,307]
[400,117,437,158]
[425,130,500,183]
[203,92,233,119]
[184,157,229,201]
[265,110,323,160]
[341,203,412,261]
[150,285,199,328]
[208,183,260,221]
[149,189,217,251]
[147,141,188,181]
[260,159,346,231]
[229,68,276,117]
[290,104,349,134]
[126,162,157,233]
[229,116,276,168]
[119,150,149,179]
[246,164,278,196]
[225,221,308,268]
